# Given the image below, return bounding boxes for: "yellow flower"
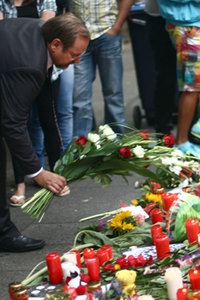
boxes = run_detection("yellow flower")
[145,193,163,207]
[131,199,139,206]
[114,264,121,271]
[109,211,136,233]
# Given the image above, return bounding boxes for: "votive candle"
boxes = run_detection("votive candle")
[69,250,82,268]
[46,252,63,284]
[176,287,189,300]
[85,257,100,282]
[165,267,183,300]
[162,192,178,211]
[151,224,163,245]
[188,267,200,290]
[83,247,95,260]
[100,244,113,259]
[155,233,170,260]
[185,218,200,244]
[151,208,163,224]
[96,249,109,266]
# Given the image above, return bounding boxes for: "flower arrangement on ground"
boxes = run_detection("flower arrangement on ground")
[21,124,200,221]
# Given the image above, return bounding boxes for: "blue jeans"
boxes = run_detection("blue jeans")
[73,32,125,136]
[57,65,74,149]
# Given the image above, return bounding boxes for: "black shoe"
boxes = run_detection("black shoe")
[0,235,45,252]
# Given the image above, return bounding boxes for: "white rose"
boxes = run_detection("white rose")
[88,133,100,144]
[132,145,145,158]
[99,124,117,140]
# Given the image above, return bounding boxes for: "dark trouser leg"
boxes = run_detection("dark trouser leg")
[37,78,63,171]
[0,136,20,241]
[146,15,177,134]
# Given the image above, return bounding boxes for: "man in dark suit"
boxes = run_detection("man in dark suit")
[0,14,90,252]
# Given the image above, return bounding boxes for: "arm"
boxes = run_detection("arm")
[109,0,135,35]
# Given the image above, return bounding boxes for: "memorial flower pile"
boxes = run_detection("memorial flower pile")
[21,124,200,221]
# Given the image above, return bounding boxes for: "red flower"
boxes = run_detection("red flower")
[76,136,88,146]
[103,263,115,272]
[76,285,87,295]
[139,130,150,140]
[163,133,175,147]
[118,147,131,158]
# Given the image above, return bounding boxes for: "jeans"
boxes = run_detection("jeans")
[73,32,125,136]
[146,15,177,134]
[57,65,74,149]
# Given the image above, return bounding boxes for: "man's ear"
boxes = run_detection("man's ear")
[48,38,63,53]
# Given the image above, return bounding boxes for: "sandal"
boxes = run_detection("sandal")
[10,195,25,207]
[56,186,70,197]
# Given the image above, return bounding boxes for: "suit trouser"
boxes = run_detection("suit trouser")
[0,136,20,241]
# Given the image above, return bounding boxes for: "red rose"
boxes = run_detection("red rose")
[76,136,88,146]
[118,147,131,158]
[139,130,150,140]
[163,133,175,147]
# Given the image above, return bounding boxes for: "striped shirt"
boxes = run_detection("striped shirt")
[70,0,119,40]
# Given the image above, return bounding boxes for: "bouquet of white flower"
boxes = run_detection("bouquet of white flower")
[21,124,200,222]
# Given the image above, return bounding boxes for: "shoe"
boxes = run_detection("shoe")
[56,185,70,197]
[191,120,200,139]
[10,195,25,207]
[176,141,200,157]
[0,235,45,252]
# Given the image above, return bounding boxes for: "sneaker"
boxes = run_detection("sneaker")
[191,119,200,139]
[176,141,200,157]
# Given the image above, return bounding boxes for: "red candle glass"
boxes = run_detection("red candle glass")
[83,248,95,260]
[69,249,82,268]
[85,257,100,282]
[96,249,109,266]
[100,244,113,259]
[151,224,163,245]
[162,192,178,211]
[46,252,63,284]
[188,268,200,290]
[155,233,170,260]
[186,218,200,244]
[177,287,189,300]
[151,208,163,224]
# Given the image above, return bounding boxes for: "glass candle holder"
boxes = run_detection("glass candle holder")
[151,224,163,245]
[151,208,163,224]
[155,233,170,260]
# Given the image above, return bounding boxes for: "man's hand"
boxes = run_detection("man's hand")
[33,169,67,194]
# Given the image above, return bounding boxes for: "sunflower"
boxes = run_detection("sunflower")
[145,192,163,208]
[109,211,136,236]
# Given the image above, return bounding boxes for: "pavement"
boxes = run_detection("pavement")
[1,28,160,299]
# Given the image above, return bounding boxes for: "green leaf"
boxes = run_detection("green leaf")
[174,195,200,242]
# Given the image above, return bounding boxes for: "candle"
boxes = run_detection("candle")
[162,192,178,211]
[151,208,163,224]
[46,252,63,284]
[186,290,200,299]
[176,287,189,300]
[165,267,183,300]
[100,244,113,259]
[151,224,163,245]
[69,250,82,268]
[155,233,170,259]
[185,218,200,244]
[96,249,109,266]
[188,268,200,290]
[83,248,95,260]
[85,257,100,282]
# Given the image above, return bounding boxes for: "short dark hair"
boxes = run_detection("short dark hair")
[41,13,90,50]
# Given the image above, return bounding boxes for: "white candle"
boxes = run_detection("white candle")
[165,267,183,300]
[62,252,77,265]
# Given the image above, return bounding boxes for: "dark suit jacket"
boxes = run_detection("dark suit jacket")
[0,18,47,174]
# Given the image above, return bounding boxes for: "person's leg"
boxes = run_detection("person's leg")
[28,102,45,167]
[96,32,125,134]
[0,135,20,240]
[37,78,63,170]
[57,65,74,149]
[146,15,177,134]
[176,91,199,144]
[73,45,95,137]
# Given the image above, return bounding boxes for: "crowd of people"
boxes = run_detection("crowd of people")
[0,0,200,253]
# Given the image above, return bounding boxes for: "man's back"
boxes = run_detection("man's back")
[0,18,47,75]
